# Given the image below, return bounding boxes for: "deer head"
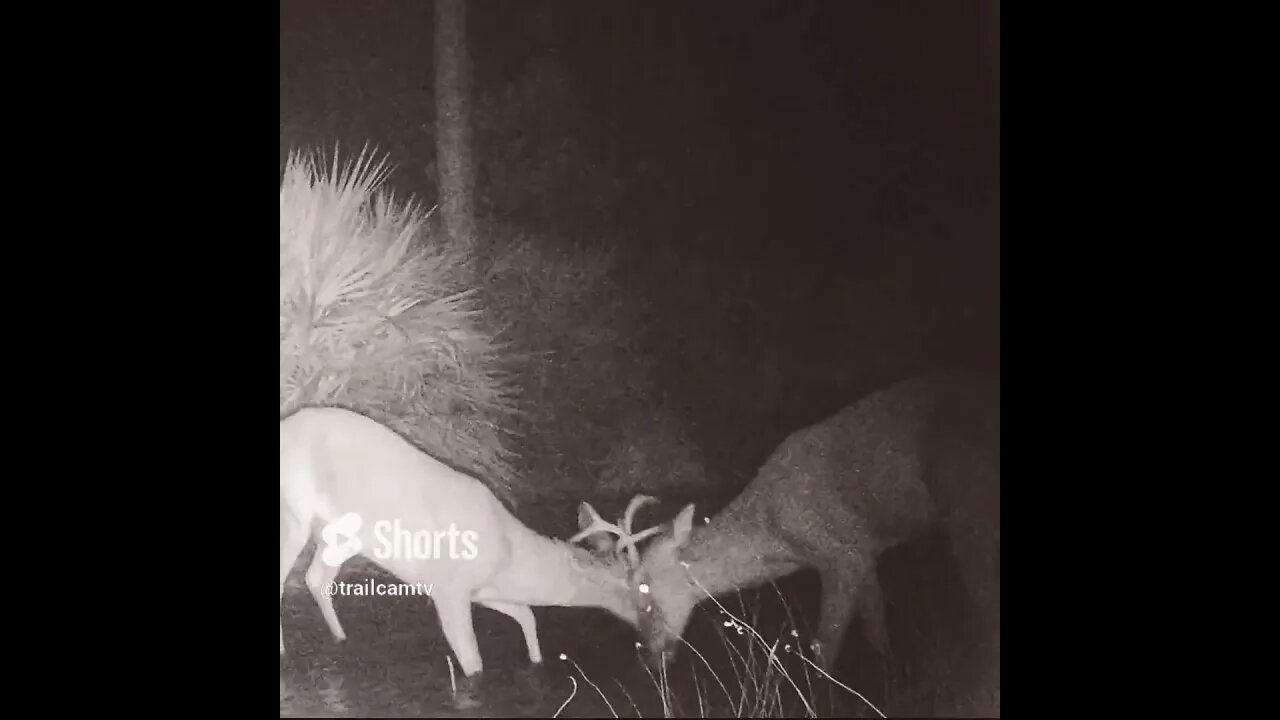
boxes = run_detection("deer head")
[569,494,667,635]
[620,502,703,667]
[571,496,703,667]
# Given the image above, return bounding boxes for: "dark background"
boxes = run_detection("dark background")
[281,1,999,305]
[281,0,999,479]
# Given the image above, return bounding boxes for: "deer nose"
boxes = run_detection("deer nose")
[640,648,665,674]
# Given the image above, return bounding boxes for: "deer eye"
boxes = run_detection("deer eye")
[638,582,651,595]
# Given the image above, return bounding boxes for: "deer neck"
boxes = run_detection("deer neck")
[677,503,804,599]
[491,521,635,622]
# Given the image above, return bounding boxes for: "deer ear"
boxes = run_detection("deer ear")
[671,503,696,547]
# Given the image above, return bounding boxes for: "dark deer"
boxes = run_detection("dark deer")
[577,371,1000,678]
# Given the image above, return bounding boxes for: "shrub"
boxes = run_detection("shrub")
[279,145,521,505]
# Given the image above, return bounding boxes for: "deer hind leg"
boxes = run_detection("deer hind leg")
[435,595,484,677]
[304,551,346,644]
[478,600,543,665]
[280,503,311,656]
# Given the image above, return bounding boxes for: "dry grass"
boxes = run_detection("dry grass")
[556,588,891,719]
[554,575,998,718]
[279,59,697,510]
[280,145,521,505]
[277,144,705,509]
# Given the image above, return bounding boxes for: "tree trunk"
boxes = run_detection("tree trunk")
[434,0,477,249]
[980,0,999,107]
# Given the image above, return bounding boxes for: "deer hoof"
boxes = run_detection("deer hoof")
[516,663,554,696]
[451,693,480,711]
[451,673,484,710]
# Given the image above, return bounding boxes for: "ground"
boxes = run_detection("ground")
[280,496,994,718]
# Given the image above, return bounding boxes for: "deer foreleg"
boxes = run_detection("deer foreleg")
[810,564,864,671]
[436,595,484,677]
[855,572,889,656]
[479,600,543,665]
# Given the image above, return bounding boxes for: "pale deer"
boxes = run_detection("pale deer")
[579,371,1000,676]
[279,405,663,692]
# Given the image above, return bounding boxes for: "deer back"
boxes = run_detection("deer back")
[280,406,515,586]
[718,371,997,553]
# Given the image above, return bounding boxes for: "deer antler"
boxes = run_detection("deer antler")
[571,494,662,567]
[622,494,658,536]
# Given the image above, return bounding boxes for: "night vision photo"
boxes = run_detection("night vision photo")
[281,1,1000,716]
